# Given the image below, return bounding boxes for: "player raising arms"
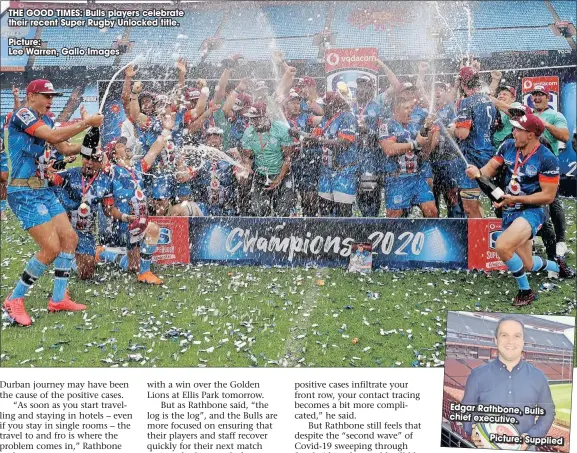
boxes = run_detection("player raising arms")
[3,79,103,326]
[466,114,574,306]
[98,114,175,285]
[451,66,497,218]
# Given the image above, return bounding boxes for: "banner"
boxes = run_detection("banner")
[150,216,190,265]
[467,218,506,271]
[324,47,379,98]
[522,76,559,111]
[188,217,469,270]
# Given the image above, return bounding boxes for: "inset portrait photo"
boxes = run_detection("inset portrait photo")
[441,312,573,451]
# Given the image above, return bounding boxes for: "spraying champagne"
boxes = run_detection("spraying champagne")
[475,172,505,202]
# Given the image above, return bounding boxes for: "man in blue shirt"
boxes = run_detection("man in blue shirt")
[51,147,113,281]
[461,316,555,450]
[378,98,438,218]
[3,79,103,326]
[466,114,573,306]
[354,75,386,217]
[452,66,497,218]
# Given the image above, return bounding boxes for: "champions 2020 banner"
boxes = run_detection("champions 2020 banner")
[151,217,506,271]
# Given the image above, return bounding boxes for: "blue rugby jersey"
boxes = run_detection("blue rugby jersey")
[52,167,113,233]
[455,93,497,167]
[378,118,420,177]
[353,100,385,174]
[8,107,55,192]
[493,138,559,211]
[320,111,357,170]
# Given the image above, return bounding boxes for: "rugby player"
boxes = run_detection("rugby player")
[3,79,103,326]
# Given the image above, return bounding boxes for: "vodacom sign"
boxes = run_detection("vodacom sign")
[522,76,559,111]
[324,48,379,72]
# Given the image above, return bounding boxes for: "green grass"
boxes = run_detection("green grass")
[1,200,575,368]
[550,383,572,424]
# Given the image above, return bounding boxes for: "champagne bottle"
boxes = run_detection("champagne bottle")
[476,175,504,202]
[81,126,100,158]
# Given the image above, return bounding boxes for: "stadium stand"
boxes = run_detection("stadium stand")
[70,85,99,119]
[549,0,576,24]
[249,3,328,38]
[461,358,486,369]
[0,87,74,119]
[0,89,16,117]
[119,9,224,66]
[447,312,574,352]
[443,27,571,55]
[469,1,555,28]
[331,2,436,60]
[0,1,570,69]
[205,36,319,63]
[33,18,128,67]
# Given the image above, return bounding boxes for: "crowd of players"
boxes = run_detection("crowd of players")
[1,55,575,324]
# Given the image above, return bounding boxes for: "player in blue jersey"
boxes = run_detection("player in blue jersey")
[466,114,574,306]
[379,97,438,218]
[1,86,22,221]
[285,89,323,216]
[451,66,498,218]
[354,76,386,217]
[99,115,174,285]
[429,82,465,218]
[50,146,113,281]
[306,92,358,217]
[129,79,187,216]
[295,77,324,116]
[2,79,104,326]
[170,127,235,217]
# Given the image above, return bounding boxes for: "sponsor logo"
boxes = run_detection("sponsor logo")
[16,108,36,126]
[158,227,172,245]
[488,231,501,249]
[326,52,340,67]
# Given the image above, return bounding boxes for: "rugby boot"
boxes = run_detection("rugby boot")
[2,295,32,326]
[95,245,105,263]
[137,271,163,285]
[555,256,575,279]
[48,293,87,312]
[512,289,537,307]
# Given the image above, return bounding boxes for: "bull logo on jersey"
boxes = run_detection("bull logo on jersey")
[525,164,537,177]
[16,108,36,126]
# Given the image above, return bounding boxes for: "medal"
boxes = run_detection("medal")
[78,202,90,218]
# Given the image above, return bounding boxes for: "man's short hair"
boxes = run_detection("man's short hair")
[494,315,525,338]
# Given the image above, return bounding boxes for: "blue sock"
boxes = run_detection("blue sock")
[119,255,129,272]
[52,252,74,302]
[139,243,157,274]
[99,249,122,263]
[531,256,559,273]
[505,254,530,291]
[11,255,48,299]
[71,258,78,274]
[0,199,6,212]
